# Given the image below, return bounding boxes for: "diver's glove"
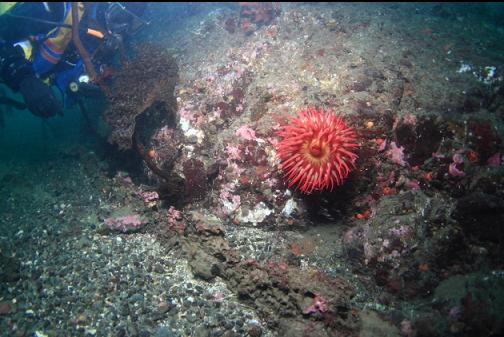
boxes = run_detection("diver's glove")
[0,43,33,90]
[19,76,62,118]
[1,42,62,118]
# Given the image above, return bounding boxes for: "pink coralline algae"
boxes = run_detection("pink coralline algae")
[449,305,463,320]
[235,125,257,141]
[140,191,159,203]
[167,206,186,234]
[402,113,418,126]
[167,206,182,222]
[386,142,407,166]
[220,191,241,215]
[105,214,145,233]
[226,145,242,161]
[487,152,502,167]
[303,294,328,315]
[400,320,414,337]
[406,178,420,190]
[448,153,465,177]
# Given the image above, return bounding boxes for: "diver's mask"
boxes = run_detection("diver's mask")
[104,2,148,37]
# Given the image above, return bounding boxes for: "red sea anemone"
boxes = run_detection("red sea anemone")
[275,107,359,194]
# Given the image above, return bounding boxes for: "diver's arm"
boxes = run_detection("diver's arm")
[0,40,62,118]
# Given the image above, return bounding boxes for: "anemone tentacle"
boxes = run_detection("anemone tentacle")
[275,107,359,194]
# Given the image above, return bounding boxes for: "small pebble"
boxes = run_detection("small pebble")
[0,302,12,315]
[248,324,262,337]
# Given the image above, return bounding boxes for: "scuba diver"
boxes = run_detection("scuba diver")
[0,2,147,118]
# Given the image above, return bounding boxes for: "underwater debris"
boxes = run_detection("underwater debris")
[275,107,359,194]
[103,43,181,183]
[104,44,179,150]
